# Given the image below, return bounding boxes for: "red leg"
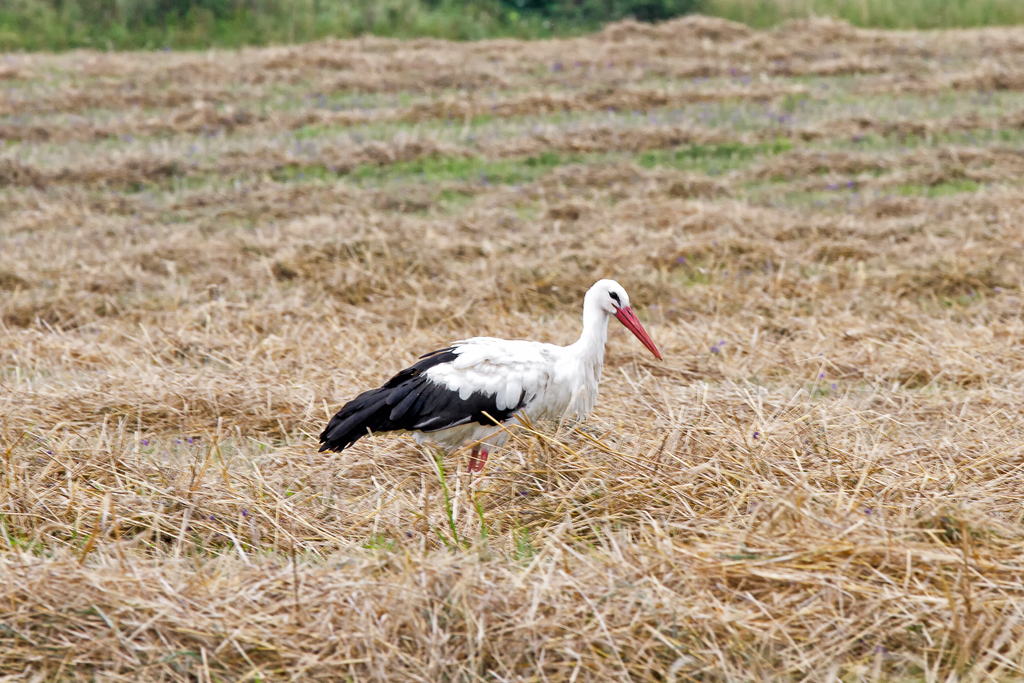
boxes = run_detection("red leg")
[468,446,490,473]
[476,448,490,472]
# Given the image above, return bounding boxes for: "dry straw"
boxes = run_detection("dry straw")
[4,14,1024,682]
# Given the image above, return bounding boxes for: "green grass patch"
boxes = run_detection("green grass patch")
[701,0,1024,29]
[350,149,580,185]
[897,179,981,197]
[363,534,398,552]
[357,140,790,186]
[259,140,798,211]
[267,164,339,183]
[264,141,791,195]
[840,127,1024,153]
[513,523,536,562]
[263,151,580,190]
[747,175,987,212]
[638,139,792,174]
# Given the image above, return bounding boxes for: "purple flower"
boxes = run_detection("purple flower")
[831,383,837,391]
[551,62,563,72]
[241,509,249,517]
[141,439,149,446]
[752,431,759,440]
[677,256,687,264]
[819,372,825,379]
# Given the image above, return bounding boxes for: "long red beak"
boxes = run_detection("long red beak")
[613,306,662,360]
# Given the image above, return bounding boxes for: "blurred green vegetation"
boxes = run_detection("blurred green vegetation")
[0,0,1021,51]
[502,0,697,24]
[702,0,1024,29]
[0,0,544,49]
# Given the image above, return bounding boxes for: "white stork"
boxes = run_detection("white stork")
[319,279,661,472]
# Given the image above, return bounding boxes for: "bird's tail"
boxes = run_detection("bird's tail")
[318,387,394,452]
[319,348,458,453]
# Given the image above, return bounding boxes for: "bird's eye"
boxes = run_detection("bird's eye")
[609,292,621,305]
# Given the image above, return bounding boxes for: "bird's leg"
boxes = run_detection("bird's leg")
[468,446,490,473]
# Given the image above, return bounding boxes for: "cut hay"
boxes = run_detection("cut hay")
[4,16,1024,682]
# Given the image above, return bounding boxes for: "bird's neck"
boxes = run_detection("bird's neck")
[560,296,609,418]
[570,304,609,367]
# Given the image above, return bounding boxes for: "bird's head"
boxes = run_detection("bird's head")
[588,279,662,360]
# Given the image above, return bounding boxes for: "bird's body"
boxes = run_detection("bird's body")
[319,280,661,471]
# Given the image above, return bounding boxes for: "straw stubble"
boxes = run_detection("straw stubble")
[3,13,1024,682]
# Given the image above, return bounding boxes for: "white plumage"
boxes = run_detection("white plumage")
[319,279,662,472]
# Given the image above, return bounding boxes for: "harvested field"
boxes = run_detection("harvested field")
[6,14,1024,682]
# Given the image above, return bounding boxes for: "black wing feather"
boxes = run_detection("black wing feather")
[318,347,526,453]
[388,384,426,421]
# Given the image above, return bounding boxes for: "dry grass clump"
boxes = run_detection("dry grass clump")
[6,16,1024,682]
